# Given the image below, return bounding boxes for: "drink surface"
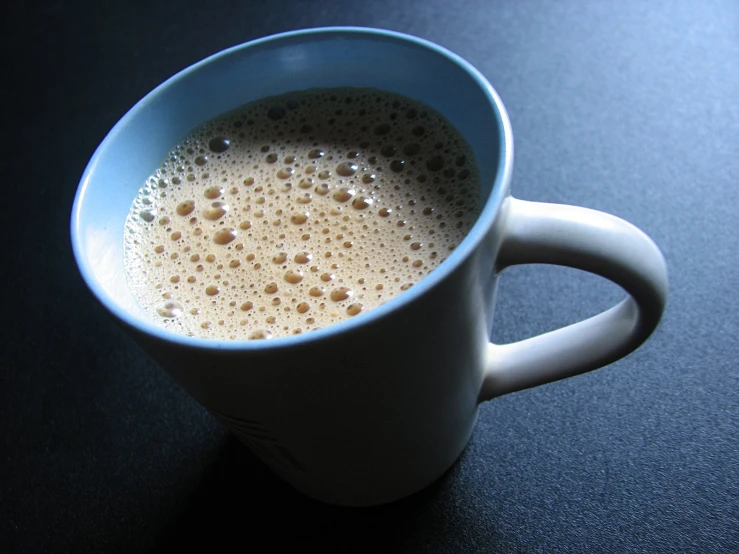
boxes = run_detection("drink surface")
[123,88,480,340]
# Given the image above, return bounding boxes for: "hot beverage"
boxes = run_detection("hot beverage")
[123,88,480,339]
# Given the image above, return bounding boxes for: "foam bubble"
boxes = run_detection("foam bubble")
[157,301,183,318]
[390,160,405,172]
[204,202,229,220]
[139,209,156,222]
[284,270,303,284]
[352,197,372,210]
[330,287,353,302]
[204,186,223,199]
[346,303,363,316]
[336,162,358,177]
[213,228,237,245]
[333,188,354,203]
[209,137,230,153]
[176,200,196,216]
[426,156,444,172]
[291,212,309,225]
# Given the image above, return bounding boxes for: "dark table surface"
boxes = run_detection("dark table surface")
[2,0,738,552]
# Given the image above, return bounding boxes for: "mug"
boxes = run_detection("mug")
[71,27,668,506]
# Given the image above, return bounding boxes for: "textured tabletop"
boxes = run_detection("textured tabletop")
[2,1,738,552]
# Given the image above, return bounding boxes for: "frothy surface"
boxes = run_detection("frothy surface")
[123,88,480,340]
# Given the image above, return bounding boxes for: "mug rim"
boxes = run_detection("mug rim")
[71,26,513,351]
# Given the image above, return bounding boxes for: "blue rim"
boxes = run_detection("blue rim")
[71,26,514,351]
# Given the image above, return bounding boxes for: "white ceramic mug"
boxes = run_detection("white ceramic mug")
[71,27,668,506]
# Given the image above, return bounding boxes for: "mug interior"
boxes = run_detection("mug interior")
[71,27,512,347]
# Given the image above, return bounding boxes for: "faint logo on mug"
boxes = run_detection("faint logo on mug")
[209,408,304,472]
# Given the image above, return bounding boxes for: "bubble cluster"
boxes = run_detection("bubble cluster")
[123,88,481,340]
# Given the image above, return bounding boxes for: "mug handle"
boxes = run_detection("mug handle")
[479,198,669,401]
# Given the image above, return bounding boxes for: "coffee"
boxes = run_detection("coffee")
[123,88,480,339]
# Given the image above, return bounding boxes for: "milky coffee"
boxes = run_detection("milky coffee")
[123,88,481,340]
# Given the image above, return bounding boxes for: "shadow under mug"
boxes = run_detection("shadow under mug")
[71,27,668,506]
